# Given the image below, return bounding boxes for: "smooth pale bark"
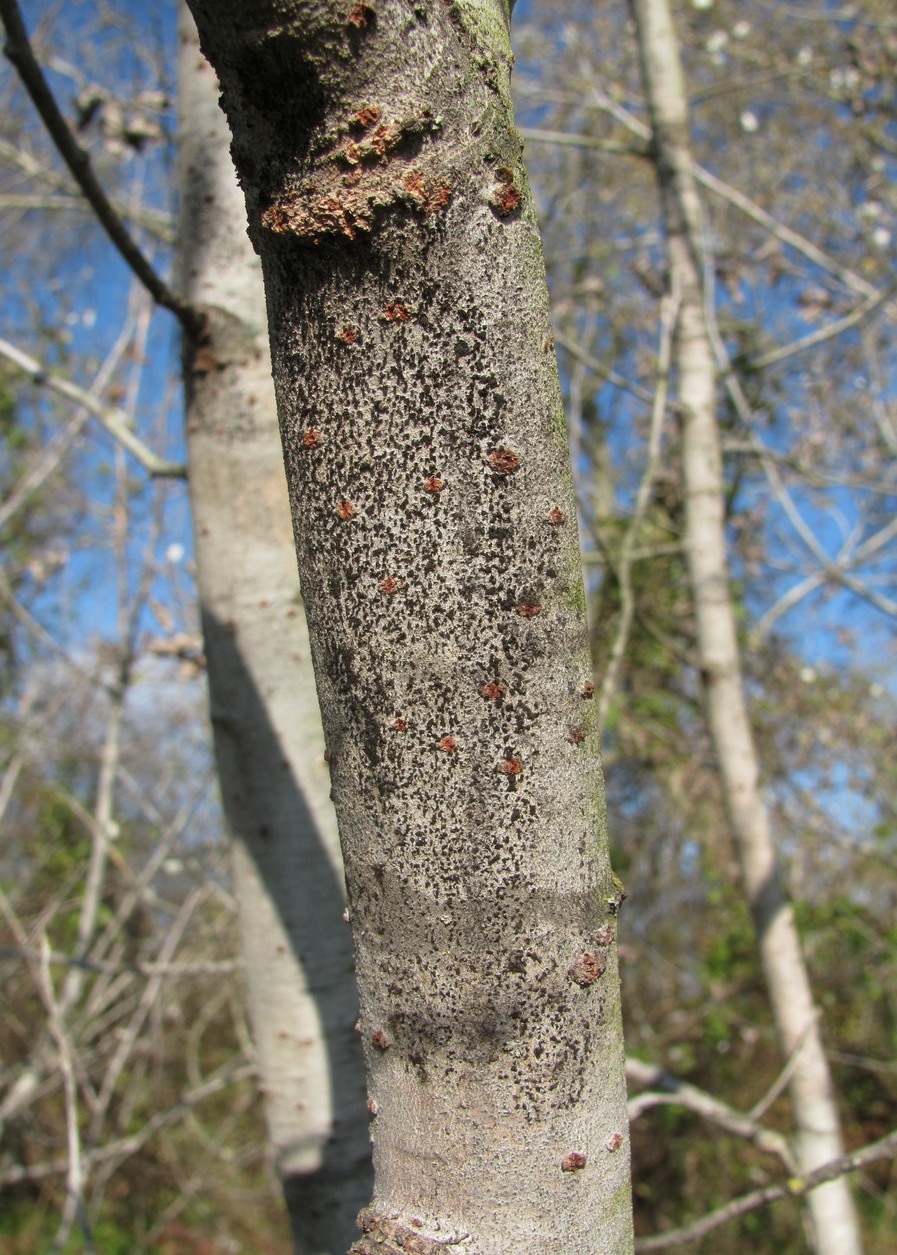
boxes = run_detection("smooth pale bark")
[628,2,862,1252]
[185,2,634,1251]
[177,10,370,1250]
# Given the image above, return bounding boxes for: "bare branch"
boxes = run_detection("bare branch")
[586,84,881,300]
[554,329,655,404]
[748,286,896,371]
[0,336,186,479]
[626,1056,795,1171]
[35,937,96,1255]
[598,287,678,728]
[634,1128,897,1251]
[0,0,200,331]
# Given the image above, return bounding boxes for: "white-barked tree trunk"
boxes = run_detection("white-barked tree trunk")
[629,1,862,1251]
[178,8,370,1249]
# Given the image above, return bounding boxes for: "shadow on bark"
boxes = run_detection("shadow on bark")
[202,605,372,1252]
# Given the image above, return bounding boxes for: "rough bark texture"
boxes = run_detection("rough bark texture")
[178,9,371,1250]
[628,2,862,1252]
[185,1,634,1251]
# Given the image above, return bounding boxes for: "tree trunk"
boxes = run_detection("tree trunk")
[628,2,862,1252]
[177,8,371,1250]
[184,1,634,1250]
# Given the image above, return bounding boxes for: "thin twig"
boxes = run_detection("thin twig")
[0,0,200,332]
[598,286,678,729]
[36,937,97,1255]
[554,329,655,403]
[586,84,881,300]
[626,1056,795,1171]
[0,336,186,478]
[634,1128,897,1251]
[0,946,240,978]
[747,285,895,371]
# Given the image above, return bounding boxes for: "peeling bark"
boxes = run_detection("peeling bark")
[184,1,634,1250]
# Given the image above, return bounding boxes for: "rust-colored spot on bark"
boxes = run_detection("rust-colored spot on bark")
[367,1097,378,1114]
[439,736,458,753]
[381,576,399,595]
[337,325,359,343]
[382,301,411,322]
[502,757,523,775]
[581,680,595,698]
[561,1151,587,1172]
[371,1030,389,1050]
[370,122,399,156]
[492,167,522,217]
[567,727,586,745]
[355,106,381,129]
[607,1132,624,1152]
[343,141,362,165]
[488,448,520,474]
[347,2,375,27]
[404,169,426,201]
[569,952,606,987]
[547,506,566,525]
[481,680,503,701]
[426,183,452,212]
[518,601,541,618]
[393,718,407,732]
[336,500,355,520]
[423,474,444,494]
[402,170,452,214]
[596,922,616,946]
[302,429,321,448]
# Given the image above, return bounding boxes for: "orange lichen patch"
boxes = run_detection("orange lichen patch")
[492,167,522,217]
[336,500,355,520]
[481,680,503,701]
[607,1132,624,1152]
[381,576,399,595]
[367,1097,379,1114]
[547,506,566,526]
[355,106,382,130]
[403,169,451,214]
[518,601,541,618]
[439,736,458,753]
[501,757,523,776]
[337,325,359,344]
[567,727,586,745]
[369,122,400,157]
[561,1151,587,1172]
[302,429,321,448]
[404,169,427,202]
[343,140,363,165]
[371,1029,389,1050]
[423,475,443,494]
[262,191,374,242]
[347,2,375,27]
[580,680,595,698]
[488,449,520,474]
[382,301,412,322]
[568,952,606,987]
[425,182,452,212]
[393,718,407,732]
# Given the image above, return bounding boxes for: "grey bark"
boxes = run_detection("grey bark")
[177,9,370,1250]
[184,1,634,1251]
[628,1,862,1252]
